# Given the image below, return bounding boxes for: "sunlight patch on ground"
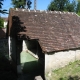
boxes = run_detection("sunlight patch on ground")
[20,51,38,63]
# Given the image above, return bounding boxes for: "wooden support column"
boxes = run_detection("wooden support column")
[10,38,23,74]
[10,37,17,75]
[16,39,23,74]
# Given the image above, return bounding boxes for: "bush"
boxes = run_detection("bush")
[77,12,80,16]
[0,18,4,28]
[77,11,80,16]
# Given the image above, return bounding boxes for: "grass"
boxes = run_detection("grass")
[20,51,38,63]
[46,60,80,80]
[20,51,38,73]
[20,51,43,75]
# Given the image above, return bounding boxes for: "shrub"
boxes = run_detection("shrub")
[77,12,80,16]
[0,18,4,28]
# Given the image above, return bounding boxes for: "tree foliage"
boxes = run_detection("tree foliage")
[11,0,32,9]
[66,0,76,12]
[11,0,26,8]
[76,0,80,15]
[47,0,76,12]
[0,0,7,14]
[0,18,4,28]
[48,0,69,11]
[27,0,32,9]
[0,0,7,28]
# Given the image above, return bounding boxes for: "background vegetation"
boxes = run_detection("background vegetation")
[0,18,4,28]
[48,0,80,16]
[11,0,32,9]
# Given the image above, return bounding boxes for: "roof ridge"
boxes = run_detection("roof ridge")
[11,8,76,15]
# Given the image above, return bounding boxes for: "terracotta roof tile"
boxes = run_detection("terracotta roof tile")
[7,8,80,52]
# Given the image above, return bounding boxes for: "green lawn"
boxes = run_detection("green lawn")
[20,51,40,74]
[46,60,80,80]
[20,51,44,79]
[20,51,38,63]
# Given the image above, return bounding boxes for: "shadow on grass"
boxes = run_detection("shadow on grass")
[59,75,80,80]
[22,60,45,80]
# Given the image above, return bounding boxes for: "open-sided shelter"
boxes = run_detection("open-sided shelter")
[7,8,80,73]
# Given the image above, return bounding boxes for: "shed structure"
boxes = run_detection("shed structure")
[7,8,80,74]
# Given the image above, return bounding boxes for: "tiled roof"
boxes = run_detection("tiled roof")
[7,8,80,52]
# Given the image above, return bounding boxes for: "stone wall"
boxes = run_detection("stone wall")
[45,49,80,73]
[22,40,80,73]
[0,39,9,58]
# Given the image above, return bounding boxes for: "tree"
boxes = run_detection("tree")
[0,0,7,14]
[48,0,69,11]
[11,0,26,8]
[0,18,4,28]
[11,0,32,9]
[66,0,76,12]
[76,0,80,15]
[27,0,32,9]
[0,0,7,28]
[47,0,76,12]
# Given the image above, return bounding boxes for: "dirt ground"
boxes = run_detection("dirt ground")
[0,54,17,80]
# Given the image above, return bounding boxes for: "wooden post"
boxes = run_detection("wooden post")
[16,40,23,74]
[10,37,23,74]
[8,36,11,60]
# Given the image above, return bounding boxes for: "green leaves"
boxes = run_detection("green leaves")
[27,0,32,9]
[0,0,7,14]
[0,9,8,14]
[11,0,32,9]
[0,1,3,8]
[48,0,80,16]
[76,1,80,13]
[66,0,76,12]
[48,0,76,12]
[0,0,3,8]
[0,18,4,28]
